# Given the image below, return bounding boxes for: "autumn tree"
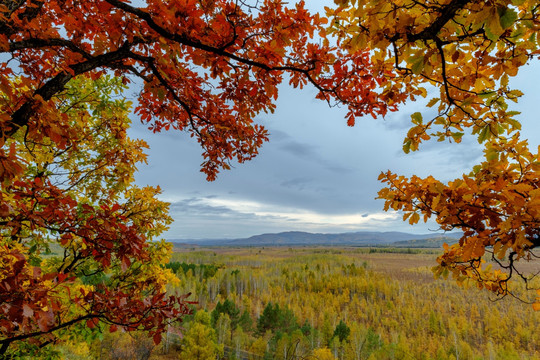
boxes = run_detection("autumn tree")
[310,347,336,360]
[328,0,540,307]
[180,310,223,360]
[0,75,193,357]
[0,0,409,356]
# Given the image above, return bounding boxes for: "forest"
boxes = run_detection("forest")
[58,247,539,359]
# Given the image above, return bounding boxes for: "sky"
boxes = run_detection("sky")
[129,3,540,240]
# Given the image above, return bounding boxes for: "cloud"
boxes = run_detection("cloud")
[274,133,353,174]
[280,177,313,190]
[163,194,405,239]
[280,142,317,158]
[169,197,238,216]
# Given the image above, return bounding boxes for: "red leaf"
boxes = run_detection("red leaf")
[153,332,162,345]
[86,318,99,329]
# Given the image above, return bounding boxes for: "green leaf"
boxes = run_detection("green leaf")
[486,148,499,161]
[478,125,491,143]
[434,116,446,126]
[451,132,464,142]
[461,96,473,107]
[499,8,517,29]
[442,267,449,279]
[410,56,424,75]
[486,8,504,41]
[411,112,423,125]
[507,89,524,100]
[501,74,509,88]
[507,117,522,130]
[478,91,496,101]
[403,139,412,154]
[156,88,166,100]
[485,27,499,42]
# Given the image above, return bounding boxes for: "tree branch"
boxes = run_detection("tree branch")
[7,42,135,136]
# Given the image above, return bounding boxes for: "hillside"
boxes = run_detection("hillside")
[170,230,461,247]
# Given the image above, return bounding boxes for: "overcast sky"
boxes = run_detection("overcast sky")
[129,3,540,240]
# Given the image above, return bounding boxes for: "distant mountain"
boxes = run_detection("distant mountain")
[169,231,461,247]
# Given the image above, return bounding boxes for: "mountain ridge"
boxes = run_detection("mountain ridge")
[169,230,461,247]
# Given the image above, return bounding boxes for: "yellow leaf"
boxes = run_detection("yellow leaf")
[409,212,420,224]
